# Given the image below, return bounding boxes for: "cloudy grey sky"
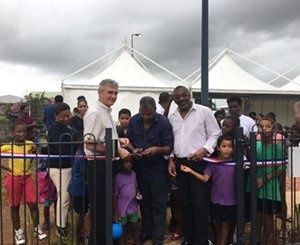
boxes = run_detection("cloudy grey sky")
[0,0,299,96]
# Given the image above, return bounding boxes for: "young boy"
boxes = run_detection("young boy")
[116,108,131,138]
[1,123,47,244]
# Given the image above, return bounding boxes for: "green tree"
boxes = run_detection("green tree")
[25,92,48,131]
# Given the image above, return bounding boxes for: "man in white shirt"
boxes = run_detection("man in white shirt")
[168,86,221,245]
[227,96,256,138]
[84,79,129,243]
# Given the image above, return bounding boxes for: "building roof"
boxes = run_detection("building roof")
[0,95,23,103]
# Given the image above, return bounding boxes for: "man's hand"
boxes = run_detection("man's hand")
[142,147,159,157]
[132,148,144,158]
[119,138,130,148]
[118,148,130,160]
[189,148,207,161]
[168,158,177,177]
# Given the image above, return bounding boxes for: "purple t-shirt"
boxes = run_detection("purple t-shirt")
[114,171,138,217]
[204,163,236,206]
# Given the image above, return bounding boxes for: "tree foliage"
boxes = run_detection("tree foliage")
[24,92,48,129]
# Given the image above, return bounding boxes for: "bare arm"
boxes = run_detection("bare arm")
[168,158,177,177]
[257,166,284,188]
[180,165,210,183]
[0,161,10,173]
[85,140,105,155]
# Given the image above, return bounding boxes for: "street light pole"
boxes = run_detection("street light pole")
[131,33,142,57]
[201,0,209,106]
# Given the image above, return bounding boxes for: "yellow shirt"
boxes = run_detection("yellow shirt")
[1,140,35,176]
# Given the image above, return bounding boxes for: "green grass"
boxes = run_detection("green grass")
[0,114,8,124]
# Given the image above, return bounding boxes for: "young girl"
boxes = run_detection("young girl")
[0,123,47,244]
[180,135,236,245]
[113,159,141,245]
[70,99,88,132]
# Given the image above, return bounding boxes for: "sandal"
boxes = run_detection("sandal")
[278,230,287,239]
[171,232,182,241]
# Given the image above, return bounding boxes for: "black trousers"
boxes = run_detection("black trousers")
[176,159,209,245]
[138,176,169,243]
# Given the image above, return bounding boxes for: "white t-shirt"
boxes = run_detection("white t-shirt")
[239,114,256,137]
[156,103,165,115]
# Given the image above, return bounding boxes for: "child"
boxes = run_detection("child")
[248,115,285,244]
[0,123,47,244]
[113,159,141,245]
[70,99,88,131]
[180,135,236,245]
[116,108,131,138]
[36,133,57,230]
[68,131,89,244]
[221,115,240,136]
[48,102,75,238]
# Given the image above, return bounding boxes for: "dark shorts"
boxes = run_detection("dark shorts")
[257,198,282,215]
[71,195,89,214]
[210,203,236,222]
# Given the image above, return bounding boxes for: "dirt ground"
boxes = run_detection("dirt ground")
[1,177,300,244]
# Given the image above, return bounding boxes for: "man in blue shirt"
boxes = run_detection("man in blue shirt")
[127,96,174,245]
[43,95,63,131]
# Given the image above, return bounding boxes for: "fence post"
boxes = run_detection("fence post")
[235,127,245,244]
[249,131,257,244]
[105,128,113,245]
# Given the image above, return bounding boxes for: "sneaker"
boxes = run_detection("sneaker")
[56,227,69,239]
[41,222,50,230]
[14,229,25,245]
[34,224,47,240]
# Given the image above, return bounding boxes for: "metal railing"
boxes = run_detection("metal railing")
[1,127,300,244]
[0,128,114,245]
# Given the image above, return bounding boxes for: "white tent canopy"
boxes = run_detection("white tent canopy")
[62,45,183,120]
[281,73,300,90]
[191,50,279,94]
[187,49,300,126]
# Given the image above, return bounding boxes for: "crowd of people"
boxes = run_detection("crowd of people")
[1,79,299,245]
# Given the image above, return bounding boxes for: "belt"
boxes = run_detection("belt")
[175,157,199,164]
